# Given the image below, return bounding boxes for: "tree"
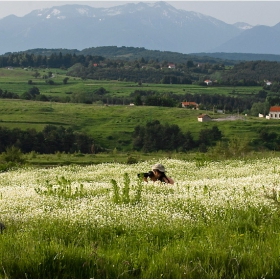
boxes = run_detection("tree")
[250,102,270,116]
[132,120,187,152]
[28,86,40,97]
[198,126,222,147]
[183,131,196,151]
[63,77,69,84]
[46,79,55,85]
[187,60,194,68]
[134,95,142,106]
[32,71,40,78]
[2,146,25,164]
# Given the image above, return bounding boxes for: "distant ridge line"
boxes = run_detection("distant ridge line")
[3,46,280,63]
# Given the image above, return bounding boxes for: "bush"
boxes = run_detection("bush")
[1,146,25,164]
[127,156,138,164]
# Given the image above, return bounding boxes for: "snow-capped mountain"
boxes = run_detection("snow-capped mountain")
[233,22,253,30]
[0,1,278,55]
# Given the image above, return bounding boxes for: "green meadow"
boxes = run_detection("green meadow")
[0,67,261,98]
[0,67,277,165]
[0,99,276,152]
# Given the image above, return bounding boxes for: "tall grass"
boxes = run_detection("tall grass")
[1,207,280,278]
[1,158,280,278]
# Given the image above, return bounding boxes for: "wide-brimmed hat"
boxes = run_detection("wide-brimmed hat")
[152,163,166,172]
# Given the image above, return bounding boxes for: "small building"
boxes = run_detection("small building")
[269,106,280,119]
[181,101,198,109]
[198,114,212,122]
[204,79,212,85]
[168,63,175,69]
[264,80,272,86]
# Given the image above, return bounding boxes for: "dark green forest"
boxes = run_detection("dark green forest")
[132,120,222,153]
[5,46,280,62]
[2,49,280,87]
[0,125,97,154]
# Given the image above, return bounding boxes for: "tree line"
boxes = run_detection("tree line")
[133,120,280,153]
[1,121,279,156]
[130,90,266,112]
[0,52,104,69]
[0,125,99,154]
[132,120,222,153]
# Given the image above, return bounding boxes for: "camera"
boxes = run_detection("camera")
[137,170,154,178]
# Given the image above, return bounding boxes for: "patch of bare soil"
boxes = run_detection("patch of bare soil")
[212,116,244,121]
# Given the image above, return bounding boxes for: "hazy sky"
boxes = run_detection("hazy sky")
[0,1,280,27]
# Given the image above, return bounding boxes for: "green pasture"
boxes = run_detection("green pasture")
[0,99,278,152]
[0,67,262,98]
[0,67,274,155]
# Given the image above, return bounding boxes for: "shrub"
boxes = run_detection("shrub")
[1,146,25,164]
[127,156,138,164]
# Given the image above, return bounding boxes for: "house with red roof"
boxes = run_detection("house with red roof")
[204,80,212,85]
[269,106,280,119]
[198,114,212,122]
[181,101,198,109]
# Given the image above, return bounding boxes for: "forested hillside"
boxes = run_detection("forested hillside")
[5,46,280,63]
[1,50,280,113]
[2,50,280,86]
[0,46,247,66]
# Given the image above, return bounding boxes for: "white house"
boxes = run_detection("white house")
[204,80,212,85]
[269,106,280,119]
[168,63,175,69]
[264,80,272,86]
[198,114,212,122]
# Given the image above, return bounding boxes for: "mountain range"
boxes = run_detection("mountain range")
[0,1,279,55]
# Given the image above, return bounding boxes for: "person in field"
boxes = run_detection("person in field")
[144,163,174,184]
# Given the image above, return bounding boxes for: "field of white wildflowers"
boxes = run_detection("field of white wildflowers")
[1,157,280,278]
[1,157,278,229]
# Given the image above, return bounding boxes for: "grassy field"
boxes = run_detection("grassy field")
[0,98,277,153]
[0,67,262,98]
[1,158,280,278]
[0,66,277,158]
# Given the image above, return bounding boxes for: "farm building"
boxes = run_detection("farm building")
[198,114,212,122]
[269,106,280,119]
[181,101,198,109]
[264,80,272,86]
[204,80,212,85]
